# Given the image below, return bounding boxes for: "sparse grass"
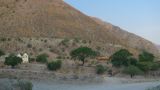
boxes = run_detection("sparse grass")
[73,38,80,43]
[82,40,87,44]
[39,48,43,52]
[96,46,101,51]
[147,85,160,90]
[16,80,33,90]
[60,38,69,47]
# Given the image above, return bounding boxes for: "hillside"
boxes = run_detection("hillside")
[157,45,160,51]
[0,0,159,57]
[91,17,159,57]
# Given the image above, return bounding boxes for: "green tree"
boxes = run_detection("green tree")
[137,51,159,72]
[123,65,144,78]
[36,53,48,63]
[137,62,160,72]
[111,49,133,67]
[137,62,153,72]
[47,60,62,71]
[128,57,138,66]
[4,54,22,68]
[150,63,160,71]
[139,51,155,62]
[70,47,98,66]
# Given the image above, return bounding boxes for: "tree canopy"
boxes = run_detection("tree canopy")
[70,47,98,65]
[111,49,133,67]
[111,49,159,77]
[139,51,155,62]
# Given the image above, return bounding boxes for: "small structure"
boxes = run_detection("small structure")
[17,53,29,63]
[22,53,29,63]
[96,56,110,62]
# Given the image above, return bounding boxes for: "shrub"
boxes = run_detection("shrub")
[29,58,35,63]
[123,65,144,78]
[27,44,32,48]
[47,60,62,71]
[0,49,5,57]
[96,46,101,51]
[73,38,80,43]
[4,54,22,68]
[44,39,47,43]
[0,79,33,90]
[60,38,69,46]
[7,38,11,41]
[147,85,160,90]
[36,54,48,63]
[56,56,62,59]
[39,48,43,52]
[96,65,107,74]
[16,80,33,90]
[49,48,54,53]
[82,40,87,44]
[1,38,6,42]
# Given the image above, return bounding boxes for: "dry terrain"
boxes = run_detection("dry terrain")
[0,0,159,58]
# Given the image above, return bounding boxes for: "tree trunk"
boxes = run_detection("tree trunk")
[82,60,85,66]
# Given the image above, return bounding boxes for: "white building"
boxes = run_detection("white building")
[17,53,29,63]
[17,54,22,58]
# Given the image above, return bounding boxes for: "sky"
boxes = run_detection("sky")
[64,0,160,44]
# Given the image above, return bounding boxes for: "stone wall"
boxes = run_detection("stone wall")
[0,69,103,82]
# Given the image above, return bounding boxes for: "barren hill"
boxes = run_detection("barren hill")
[0,0,159,57]
[157,45,160,50]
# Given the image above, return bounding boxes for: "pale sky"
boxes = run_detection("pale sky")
[64,0,160,44]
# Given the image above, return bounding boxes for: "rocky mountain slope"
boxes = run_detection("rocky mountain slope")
[92,17,159,57]
[0,0,159,57]
[157,45,160,51]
